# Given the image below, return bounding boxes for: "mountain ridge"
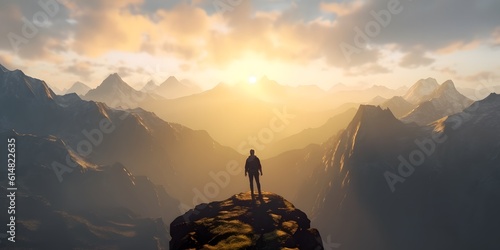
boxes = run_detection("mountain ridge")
[84,73,163,108]
[292,93,500,250]
[0,66,244,204]
[0,130,177,249]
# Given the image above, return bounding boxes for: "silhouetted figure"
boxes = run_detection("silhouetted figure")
[245,149,263,199]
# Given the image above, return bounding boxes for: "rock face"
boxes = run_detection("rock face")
[170,192,324,250]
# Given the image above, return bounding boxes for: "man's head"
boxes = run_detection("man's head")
[250,149,255,156]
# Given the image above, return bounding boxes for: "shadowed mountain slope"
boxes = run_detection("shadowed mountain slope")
[0,131,177,249]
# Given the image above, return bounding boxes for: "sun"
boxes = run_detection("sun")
[248,76,257,84]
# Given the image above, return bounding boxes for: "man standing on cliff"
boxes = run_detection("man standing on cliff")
[245,149,263,200]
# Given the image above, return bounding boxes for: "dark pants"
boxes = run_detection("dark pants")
[248,171,262,197]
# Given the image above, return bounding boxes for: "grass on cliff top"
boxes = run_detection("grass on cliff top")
[203,235,252,250]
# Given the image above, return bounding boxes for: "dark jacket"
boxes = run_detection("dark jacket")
[245,155,262,174]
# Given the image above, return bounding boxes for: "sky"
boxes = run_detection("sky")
[0,0,499,91]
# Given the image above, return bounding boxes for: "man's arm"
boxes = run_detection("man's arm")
[244,159,248,176]
[257,158,263,175]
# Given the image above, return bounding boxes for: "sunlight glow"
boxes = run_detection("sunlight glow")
[248,76,257,84]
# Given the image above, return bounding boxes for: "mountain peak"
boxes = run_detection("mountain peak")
[437,93,500,132]
[66,81,91,95]
[416,77,438,87]
[155,76,202,99]
[141,80,157,92]
[84,73,143,108]
[431,79,468,100]
[402,79,472,125]
[108,72,121,80]
[146,80,155,85]
[464,93,500,113]
[0,66,55,102]
[355,105,398,122]
[0,64,9,73]
[100,73,131,89]
[483,92,500,102]
[170,192,324,249]
[345,105,405,143]
[437,79,456,91]
[162,76,180,86]
[403,78,439,104]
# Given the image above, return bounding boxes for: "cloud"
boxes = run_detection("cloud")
[431,66,457,76]
[0,53,15,69]
[492,27,500,47]
[65,0,153,57]
[191,0,500,70]
[0,0,71,59]
[344,63,391,76]
[462,71,499,83]
[399,49,435,68]
[320,0,364,17]
[316,0,500,68]
[195,1,381,68]
[179,63,191,71]
[436,40,480,54]
[64,60,94,81]
[1,0,499,80]
[347,0,500,51]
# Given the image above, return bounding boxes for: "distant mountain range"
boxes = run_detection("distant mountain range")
[401,80,473,125]
[0,65,243,205]
[2,62,500,249]
[139,75,487,158]
[261,108,357,158]
[84,73,163,108]
[66,81,91,96]
[140,77,337,152]
[42,71,438,159]
[139,77,407,154]
[149,76,203,99]
[363,78,474,125]
[260,77,475,158]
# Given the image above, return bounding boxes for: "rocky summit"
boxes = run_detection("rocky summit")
[170,192,324,250]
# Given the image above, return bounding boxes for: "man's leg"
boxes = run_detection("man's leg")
[254,173,262,197]
[248,173,254,197]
